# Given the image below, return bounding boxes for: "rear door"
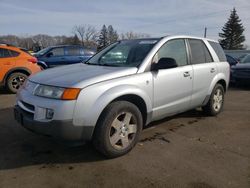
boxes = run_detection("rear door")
[188,39,217,108]
[65,46,84,64]
[0,48,16,82]
[152,39,193,120]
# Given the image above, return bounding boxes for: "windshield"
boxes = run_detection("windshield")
[86,39,159,67]
[241,54,250,63]
[35,47,51,56]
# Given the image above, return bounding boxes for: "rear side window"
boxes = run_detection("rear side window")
[189,39,213,64]
[0,48,12,58]
[9,49,20,57]
[67,47,80,56]
[208,41,227,62]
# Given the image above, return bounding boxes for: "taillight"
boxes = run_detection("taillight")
[28,57,37,64]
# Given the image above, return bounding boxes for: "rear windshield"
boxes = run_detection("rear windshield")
[208,41,227,62]
[241,54,250,63]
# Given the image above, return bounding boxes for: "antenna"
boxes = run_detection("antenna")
[204,27,207,38]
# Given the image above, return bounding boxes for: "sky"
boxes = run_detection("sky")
[0,0,250,46]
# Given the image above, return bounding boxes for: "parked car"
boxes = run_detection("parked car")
[226,54,239,83]
[231,54,250,84]
[34,45,96,69]
[224,50,250,62]
[14,36,229,158]
[0,44,41,93]
[226,54,239,66]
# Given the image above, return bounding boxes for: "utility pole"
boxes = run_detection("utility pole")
[204,27,207,38]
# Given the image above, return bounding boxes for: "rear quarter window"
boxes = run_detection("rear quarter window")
[9,49,20,57]
[208,41,227,62]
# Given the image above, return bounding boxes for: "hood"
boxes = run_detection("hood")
[231,63,250,70]
[29,63,138,88]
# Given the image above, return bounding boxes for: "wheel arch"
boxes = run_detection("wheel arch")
[3,67,31,86]
[109,94,148,126]
[208,73,228,95]
[217,79,227,93]
[73,84,153,140]
[37,61,48,69]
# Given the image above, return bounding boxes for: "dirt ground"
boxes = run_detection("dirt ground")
[0,87,249,188]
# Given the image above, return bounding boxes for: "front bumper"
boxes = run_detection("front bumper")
[14,105,94,141]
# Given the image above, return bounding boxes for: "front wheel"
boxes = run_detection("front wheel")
[202,84,224,116]
[93,101,143,158]
[6,72,28,93]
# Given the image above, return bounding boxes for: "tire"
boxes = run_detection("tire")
[6,72,28,93]
[93,101,143,158]
[202,84,224,116]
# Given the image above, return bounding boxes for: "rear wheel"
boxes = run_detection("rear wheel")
[93,101,143,158]
[6,72,28,93]
[202,84,224,116]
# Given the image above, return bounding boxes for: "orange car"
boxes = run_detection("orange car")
[0,44,41,93]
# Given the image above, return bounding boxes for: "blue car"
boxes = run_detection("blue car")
[231,54,250,85]
[34,45,96,69]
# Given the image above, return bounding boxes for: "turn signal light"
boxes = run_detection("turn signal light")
[61,88,81,100]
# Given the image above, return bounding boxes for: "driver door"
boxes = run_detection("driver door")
[152,39,193,120]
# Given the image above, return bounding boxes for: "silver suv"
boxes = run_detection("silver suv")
[14,36,229,158]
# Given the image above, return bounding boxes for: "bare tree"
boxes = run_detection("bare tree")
[72,24,97,47]
[120,31,150,40]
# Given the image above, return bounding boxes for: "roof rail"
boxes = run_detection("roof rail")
[0,43,13,46]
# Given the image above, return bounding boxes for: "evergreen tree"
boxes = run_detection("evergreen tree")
[107,25,118,44]
[97,25,108,50]
[219,8,245,50]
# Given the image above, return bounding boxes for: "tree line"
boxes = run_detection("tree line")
[0,25,150,52]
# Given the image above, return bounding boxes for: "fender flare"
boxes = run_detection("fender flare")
[37,61,48,69]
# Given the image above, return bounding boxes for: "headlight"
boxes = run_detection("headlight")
[34,85,81,100]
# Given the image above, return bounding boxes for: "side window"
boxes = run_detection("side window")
[9,50,20,57]
[208,41,227,62]
[0,48,12,58]
[189,39,213,64]
[50,48,64,56]
[153,39,188,66]
[67,47,80,56]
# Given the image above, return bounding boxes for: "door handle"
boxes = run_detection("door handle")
[210,68,216,73]
[3,62,11,65]
[183,72,190,77]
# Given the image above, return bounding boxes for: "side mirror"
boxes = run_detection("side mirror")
[46,52,53,57]
[152,57,178,71]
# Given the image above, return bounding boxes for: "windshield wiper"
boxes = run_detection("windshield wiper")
[84,62,99,65]
[100,63,120,67]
